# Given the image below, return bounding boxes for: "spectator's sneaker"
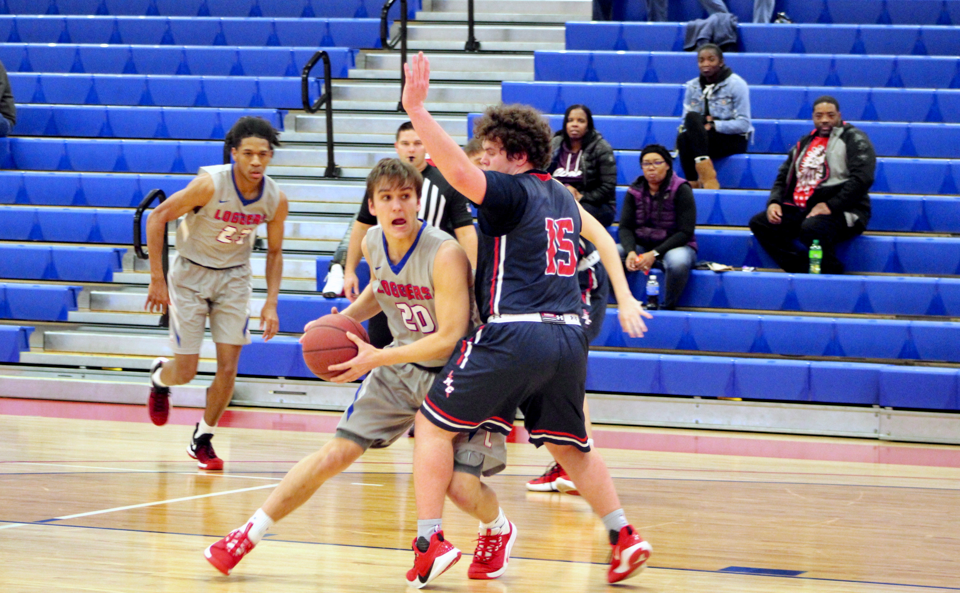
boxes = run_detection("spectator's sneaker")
[607,525,652,584]
[204,523,256,575]
[526,462,571,492]
[147,357,170,426]
[406,531,461,589]
[468,520,517,580]
[321,264,345,298]
[187,424,224,470]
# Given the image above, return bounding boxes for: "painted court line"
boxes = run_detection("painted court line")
[7,462,283,482]
[54,483,277,521]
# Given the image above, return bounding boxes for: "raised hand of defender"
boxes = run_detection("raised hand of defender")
[401,52,430,113]
[260,303,279,341]
[327,332,380,383]
[618,295,653,338]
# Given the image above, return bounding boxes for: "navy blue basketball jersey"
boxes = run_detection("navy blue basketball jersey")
[475,170,583,320]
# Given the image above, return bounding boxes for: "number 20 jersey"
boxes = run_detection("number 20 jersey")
[175,164,281,269]
[366,223,467,368]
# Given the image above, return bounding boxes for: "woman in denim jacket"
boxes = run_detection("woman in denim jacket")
[676,44,753,190]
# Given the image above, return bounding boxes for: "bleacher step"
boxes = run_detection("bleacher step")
[428,0,592,16]
[361,53,534,73]
[414,12,587,23]
[288,113,466,137]
[347,68,533,82]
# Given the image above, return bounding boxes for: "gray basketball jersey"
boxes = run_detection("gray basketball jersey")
[175,164,281,269]
[366,223,468,368]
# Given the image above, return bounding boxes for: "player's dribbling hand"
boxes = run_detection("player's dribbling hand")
[145,279,169,314]
[401,52,430,113]
[326,332,380,383]
[260,303,279,341]
[618,296,653,338]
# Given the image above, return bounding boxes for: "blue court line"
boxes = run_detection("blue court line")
[1,520,957,591]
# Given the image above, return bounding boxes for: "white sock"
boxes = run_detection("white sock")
[151,365,167,387]
[479,508,509,534]
[695,156,711,163]
[196,418,216,437]
[244,509,274,545]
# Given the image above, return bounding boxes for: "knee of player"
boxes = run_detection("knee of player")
[446,472,480,507]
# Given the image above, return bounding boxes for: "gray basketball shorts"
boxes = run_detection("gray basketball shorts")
[337,362,507,477]
[166,256,252,355]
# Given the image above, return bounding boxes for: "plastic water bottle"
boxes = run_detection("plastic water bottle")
[809,239,822,274]
[645,274,660,310]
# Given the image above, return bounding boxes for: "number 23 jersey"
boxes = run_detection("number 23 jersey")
[175,164,282,270]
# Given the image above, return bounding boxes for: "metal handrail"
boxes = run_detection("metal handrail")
[133,188,170,327]
[301,50,341,178]
[380,0,408,111]
[465,0,481,52]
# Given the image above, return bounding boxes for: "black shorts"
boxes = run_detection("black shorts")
[422,320,591,451]
[581,269,610,344]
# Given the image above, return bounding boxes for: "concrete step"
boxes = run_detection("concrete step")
[415,11,587,23]
[289,113,465,137]
[406,24,564,43]
[269,165,382,180]
[347,68,532,81]
[403,40,564,51]
[0,364,357,410]
[326,80,500,112]
[360,52,533,73]
[272,147,397,169]
[426,0,592,17]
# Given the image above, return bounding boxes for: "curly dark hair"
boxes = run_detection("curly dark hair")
[225,116,281,150]
[472,103,553,170]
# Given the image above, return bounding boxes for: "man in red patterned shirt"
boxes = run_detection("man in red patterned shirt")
[749,96,876,274]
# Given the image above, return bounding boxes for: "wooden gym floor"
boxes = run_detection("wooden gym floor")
[1,397,958,593]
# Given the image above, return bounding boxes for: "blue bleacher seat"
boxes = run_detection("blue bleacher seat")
[9,73,310,109]
[567,23,960,57]
[485,113,960,159]
[596,309,960,362]
[534,51,960,90]
[0,44,356,78]
[277,294,349,334]
[0,283,81,321]
[0,325,33,363]
[2,0,419,20]
[14,105,283,140]
[586,350,959,411]
[0,172,187,208]
[237,335,313,379]
[502,82,960,124]
[316,257,369,293]
[0,244,124,282]
[0,16,381,49]
[3,138,223,174]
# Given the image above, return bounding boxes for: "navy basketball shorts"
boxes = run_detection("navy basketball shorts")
[421,320,591,452]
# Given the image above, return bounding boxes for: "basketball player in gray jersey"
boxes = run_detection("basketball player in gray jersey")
[204,159,513,585]
[144,117,289,470]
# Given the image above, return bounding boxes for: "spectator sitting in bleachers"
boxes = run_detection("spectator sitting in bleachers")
[0,59,16,137]
[749,96,875,275]
[548,104,618,227]
[619,144,697,310]
[676,44,752,190]
[645,0,774,23]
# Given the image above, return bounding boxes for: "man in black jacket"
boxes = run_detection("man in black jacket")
[749,96,875,274]
[0,59,16,136]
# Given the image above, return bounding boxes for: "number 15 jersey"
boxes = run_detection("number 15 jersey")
[176,164,282,269]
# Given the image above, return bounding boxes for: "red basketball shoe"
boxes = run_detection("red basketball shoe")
[205,523,256,575]
[187,424,224,470]
[147,357,169,426]
[526,462,577,494]
[608,525,652,583]
[406,531,461,589]
[468,520,517,580]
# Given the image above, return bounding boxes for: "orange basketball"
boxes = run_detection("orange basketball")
[301,314,370,381]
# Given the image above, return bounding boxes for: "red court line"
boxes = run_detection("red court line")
[3,398,960,469]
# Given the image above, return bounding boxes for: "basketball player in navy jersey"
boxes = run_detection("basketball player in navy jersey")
[401,53,653,587]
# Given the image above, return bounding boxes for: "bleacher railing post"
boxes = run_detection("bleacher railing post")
[465,0,481,52]
[301,50,341,178]
[133,189,169,328]
[381,0,408,112]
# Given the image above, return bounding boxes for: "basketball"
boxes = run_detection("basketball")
[301,314,370,381]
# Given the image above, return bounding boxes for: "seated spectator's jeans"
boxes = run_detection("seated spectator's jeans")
[749,204,865,274]
[654,246,697,309]
[0,117,10,138]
